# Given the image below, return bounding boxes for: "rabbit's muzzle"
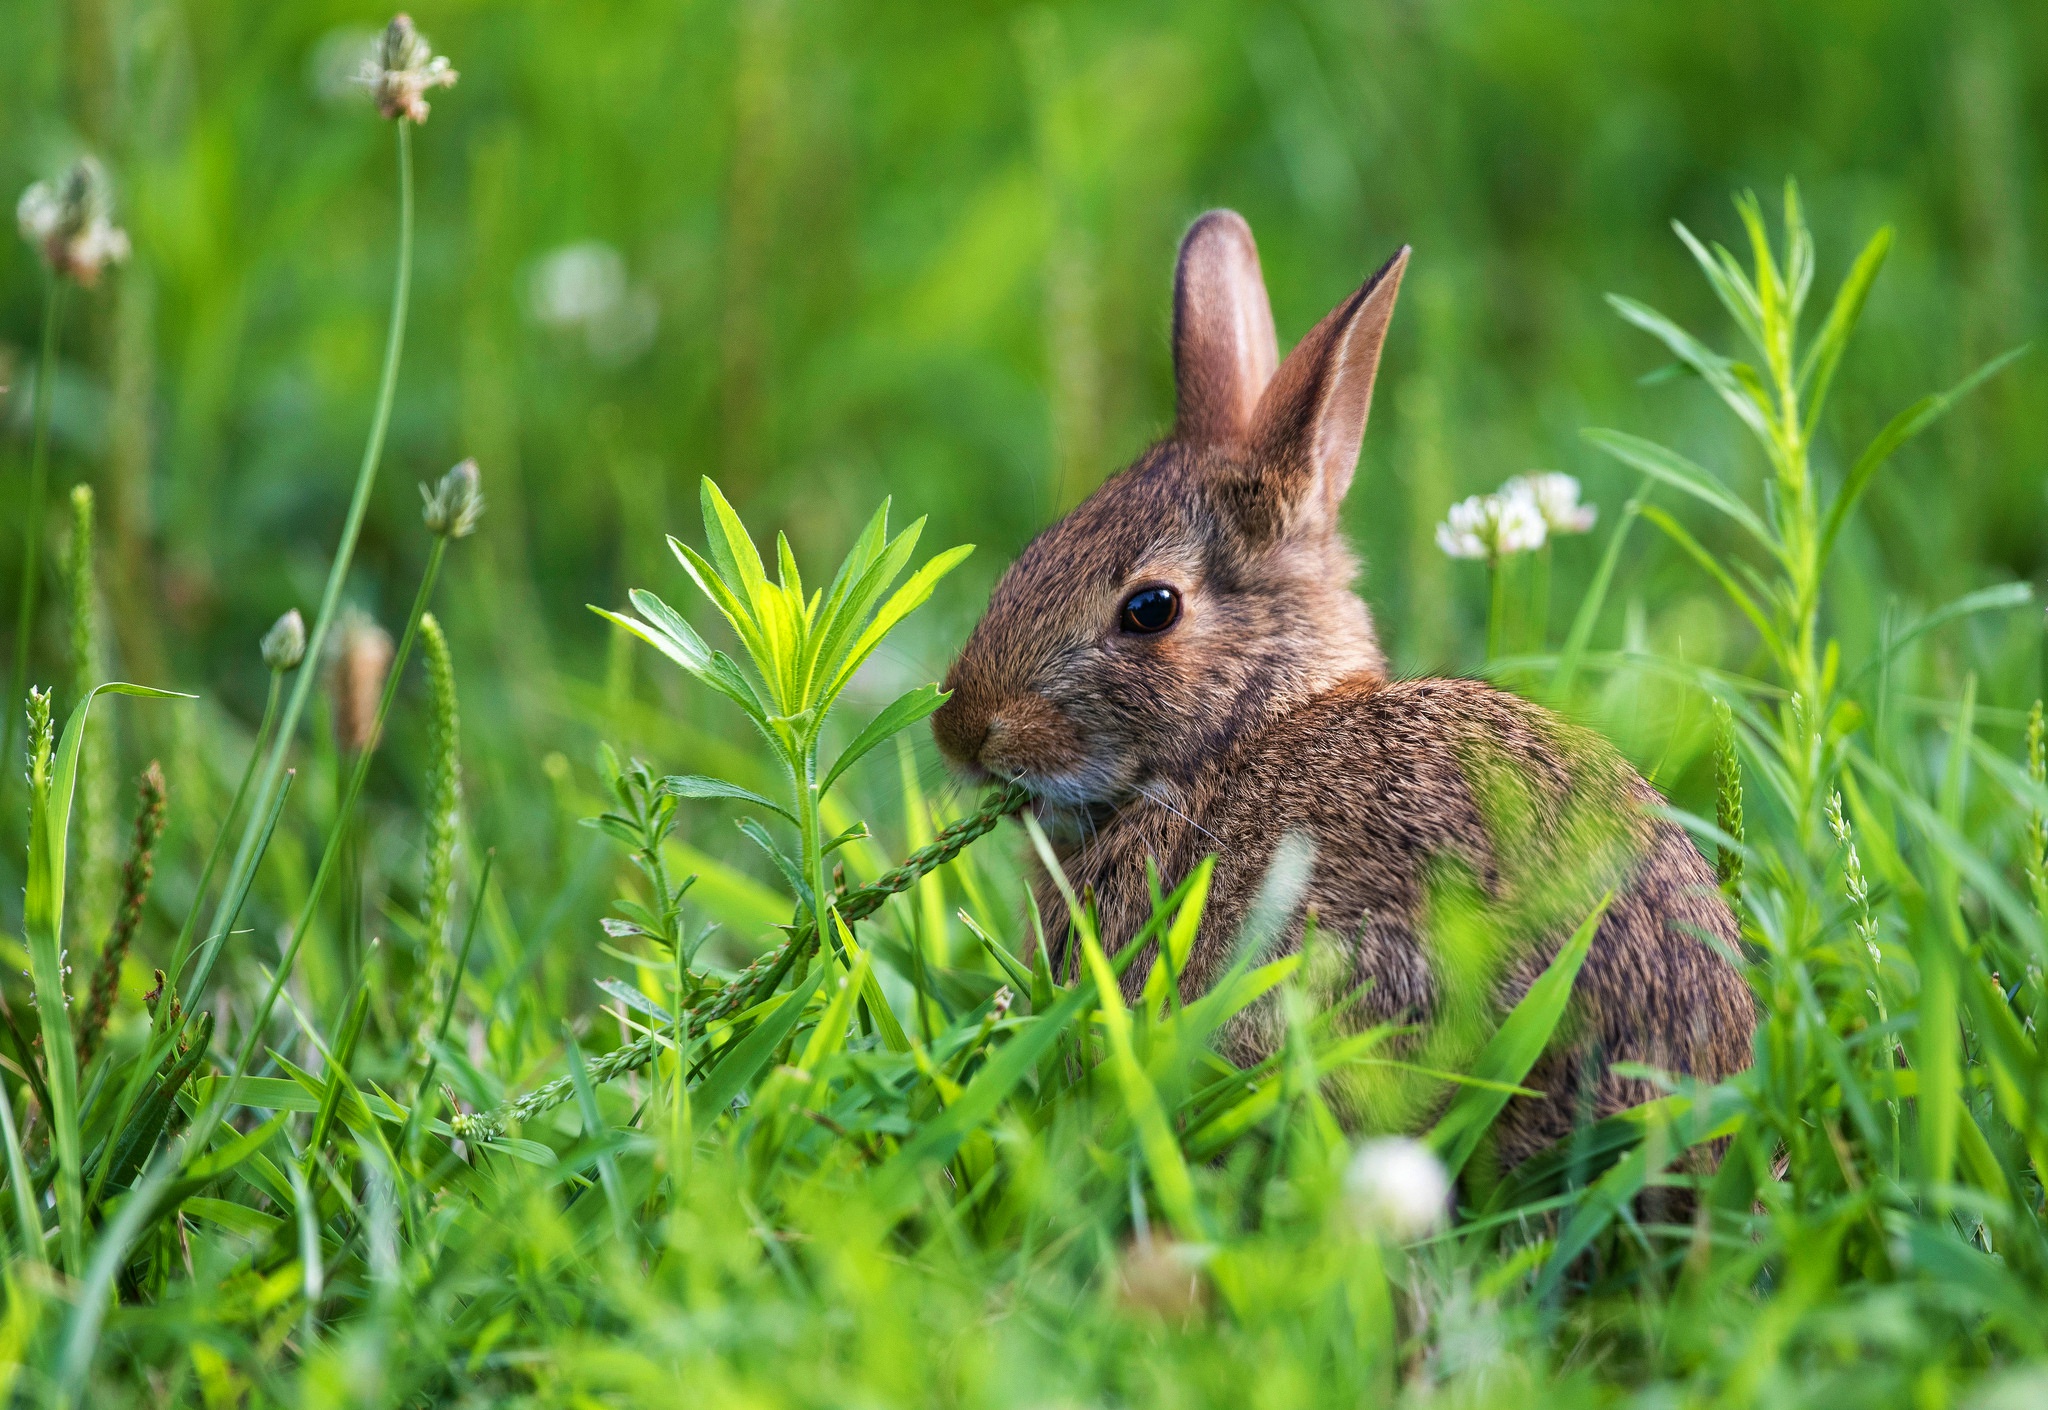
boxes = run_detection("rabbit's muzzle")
[933,690,1095,797]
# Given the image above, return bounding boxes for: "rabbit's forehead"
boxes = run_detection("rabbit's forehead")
[1001,467,1209,604]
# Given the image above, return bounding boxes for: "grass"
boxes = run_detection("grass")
[5,11,2048,1408]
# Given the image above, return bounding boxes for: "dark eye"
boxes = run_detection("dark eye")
[1120,586,1181,635]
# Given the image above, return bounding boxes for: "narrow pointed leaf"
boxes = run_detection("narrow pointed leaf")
[1818,344,2029,565]
[1582,429,1777,558]
[820,684,951,797]
[661,773,798,825]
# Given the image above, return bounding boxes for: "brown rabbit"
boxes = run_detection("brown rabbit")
[930,211,1755,1168]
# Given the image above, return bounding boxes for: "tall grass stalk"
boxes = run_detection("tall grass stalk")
[66,483,110,938]
[195,118,417,1013]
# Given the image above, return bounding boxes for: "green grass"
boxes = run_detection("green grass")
[5,5,2048,1406]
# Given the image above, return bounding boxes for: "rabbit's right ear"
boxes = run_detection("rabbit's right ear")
[1172,211,1279,446]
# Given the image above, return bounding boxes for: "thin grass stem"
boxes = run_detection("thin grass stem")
[201,118,416,1006]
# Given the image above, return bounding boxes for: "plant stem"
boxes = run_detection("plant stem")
[3,281,67,823]
[196,118,416,1011]
[1486,558,1507,663]
[189,534,448,1158]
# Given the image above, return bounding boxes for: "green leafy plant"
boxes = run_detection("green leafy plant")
[595,477,972,957]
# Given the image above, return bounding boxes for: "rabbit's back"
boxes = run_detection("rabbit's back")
[1042,673,1753,1165]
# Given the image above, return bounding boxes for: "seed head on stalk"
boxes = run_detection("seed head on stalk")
[261,609,308,673]
[421,458,485,538]
[16,156,129,287]
[356,14,459,124]
[331,613,394,753]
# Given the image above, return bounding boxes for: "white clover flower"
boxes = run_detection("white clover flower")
[1435,495,1492,560]
[1494,481,1549,554]
[1344,1137,1450,1241]
[356,14,458,123]
[1434,490,1547,564]
[1505,471,1598,536]
[17,157,130,287]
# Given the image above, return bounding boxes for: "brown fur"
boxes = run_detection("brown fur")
[931,211,1755,1167]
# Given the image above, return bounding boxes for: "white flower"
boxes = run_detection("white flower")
[1494,482,1549,554]
[17,157,129,287]
[1505,471,1597,536]
[1344,1137,1450,1241]
[356,14,458,123]
[1434,490,1547,563]
[525,241,660,365]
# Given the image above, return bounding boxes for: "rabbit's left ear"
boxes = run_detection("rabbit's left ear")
[1234,246,1409,540]
[1173,211,1280,446]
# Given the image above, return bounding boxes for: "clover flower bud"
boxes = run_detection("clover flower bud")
[261,608,308,672]
[356,13,458,123]
[16,156,129,288]
[1344,1137,1450,1242]
[421,457,485,538]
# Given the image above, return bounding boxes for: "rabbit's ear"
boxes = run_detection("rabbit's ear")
[1173,211,1279,446]
[1238,246,1409,539]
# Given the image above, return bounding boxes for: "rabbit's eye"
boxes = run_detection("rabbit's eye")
[1120,586,1181,635]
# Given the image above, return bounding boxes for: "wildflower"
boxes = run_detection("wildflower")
[1434,489,1547,563]
[261,609,308,673]
[526,241,661,364]
[1504,471,1597,535]
[1344,1136,1449,1241]
[356,13,458,123]
[422,458,485,538]
[16,156,130,287]
[331,612,394,752]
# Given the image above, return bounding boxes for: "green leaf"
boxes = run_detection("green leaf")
[661,773,798,825]
[1848,582,2033,689]
[1797,225,1891,429]
[1817,343,2029,566]
[26,682,190,1275]
[666,541,777,695]
[736,817,812,910]
[180,1196,282,1241]
[693,968,826,1130]
[1605,294,1771,440]
[594,598,771,725]
[808,518,927,700]
[699,477,774,632]
[1671,221,1763,352]
[820,684,951,797]
[1428,893,1611,1180]
[829,544,976,697]
[1554,481,1648,695]
[805,500,892,685]
[872,979,1096,1209]
[1639,507,1785,662]
[624,590,711,670]
[1581,429,1777,557]
[1079,924,1205,1239]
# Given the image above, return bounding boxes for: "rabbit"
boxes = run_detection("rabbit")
[930,210,1755,1170]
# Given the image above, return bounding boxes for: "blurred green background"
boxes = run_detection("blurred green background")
[3,0,2044,949]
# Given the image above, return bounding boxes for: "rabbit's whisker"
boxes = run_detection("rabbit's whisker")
[1135,782,1221,848]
